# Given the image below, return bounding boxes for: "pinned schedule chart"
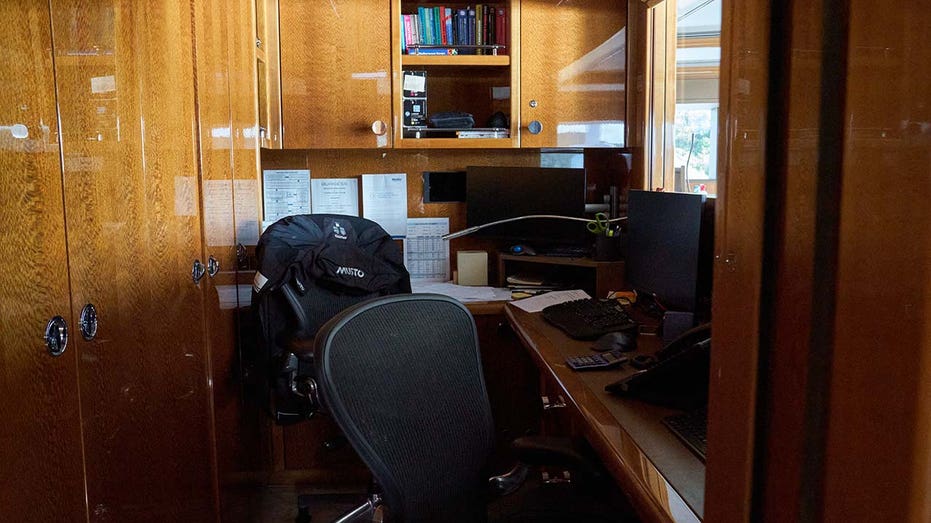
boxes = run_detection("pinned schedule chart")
[404,218,450,281]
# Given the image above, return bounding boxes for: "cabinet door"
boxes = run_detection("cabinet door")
[0,2,86,520]
[51,1,218,519]
[520,0,627,148]
[279,0,393,148]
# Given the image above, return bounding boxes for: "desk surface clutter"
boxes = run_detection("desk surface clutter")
[505,304,705,523]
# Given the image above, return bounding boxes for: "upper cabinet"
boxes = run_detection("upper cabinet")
[519,0,627,148]
[392,1,519,148]
[279,0,393,149]
[277,1,628,149]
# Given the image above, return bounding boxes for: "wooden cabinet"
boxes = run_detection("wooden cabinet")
[519,0,627,148]
[392,1,519,148]
[0,2,86,519]
[50,1,218,519]
[0,1,247,519]
[279,0,393,149]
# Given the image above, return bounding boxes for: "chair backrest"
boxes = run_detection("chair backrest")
[314,294,495,523]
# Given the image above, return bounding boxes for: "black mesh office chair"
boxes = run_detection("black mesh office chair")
[309,293,635,523]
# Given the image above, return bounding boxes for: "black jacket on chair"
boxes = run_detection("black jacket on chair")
[251,214,411,424]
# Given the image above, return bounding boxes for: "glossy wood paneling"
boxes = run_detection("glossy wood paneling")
[52,1,217,519]
[256,0,282,149]
[0,2,86,520]
[279,0,392,148]
[194,1,269,521]
[823,1,931,520]
[755,2,822,520]
[703,0,769,520]
[520,0,627,148]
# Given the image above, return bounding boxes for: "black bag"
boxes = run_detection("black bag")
[428,111,475,129]
[251,214,411,424]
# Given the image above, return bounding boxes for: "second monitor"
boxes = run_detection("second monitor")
[465,165,589,251]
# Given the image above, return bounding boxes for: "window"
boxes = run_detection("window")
[644,0,721,196]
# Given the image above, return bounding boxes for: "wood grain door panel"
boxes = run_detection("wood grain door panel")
[520,0,627,148]
[51,1,217,519]
[279,0,392,148]
[0,2,86,520]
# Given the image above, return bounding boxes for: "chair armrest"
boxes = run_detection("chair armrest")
[287,332,316,363]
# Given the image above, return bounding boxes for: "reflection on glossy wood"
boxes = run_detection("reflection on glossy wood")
[824,1,931,520]
[0,2,86,520]
[520,0,627,148]
[279,0,392,148]
[52,1,216,519]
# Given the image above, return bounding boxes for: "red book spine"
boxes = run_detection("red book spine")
[403,14,414,53]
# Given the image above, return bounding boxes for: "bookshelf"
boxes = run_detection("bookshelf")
[497,254,625,299]
[392,1,519,149]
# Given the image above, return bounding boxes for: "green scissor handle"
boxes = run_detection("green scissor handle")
[586,212,610,235]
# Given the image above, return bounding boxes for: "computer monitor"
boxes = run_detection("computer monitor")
[625,190,714,318]
[465,166,589,248]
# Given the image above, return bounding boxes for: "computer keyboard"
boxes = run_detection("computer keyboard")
[541,298,637,340]
[661,405,708,462]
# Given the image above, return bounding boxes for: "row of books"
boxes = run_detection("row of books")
[401,5,509,55]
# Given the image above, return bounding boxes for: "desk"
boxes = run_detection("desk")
[505,304,704,523]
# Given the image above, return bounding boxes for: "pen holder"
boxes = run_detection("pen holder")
[593,235,623,261]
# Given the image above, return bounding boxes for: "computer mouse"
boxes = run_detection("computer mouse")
[592,331,637,352]
[509,244,536,256]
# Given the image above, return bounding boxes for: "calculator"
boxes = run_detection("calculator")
[565,349,629,371]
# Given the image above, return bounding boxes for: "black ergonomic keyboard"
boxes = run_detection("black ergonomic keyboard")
[541,298,637,340]
[661,405,708,462]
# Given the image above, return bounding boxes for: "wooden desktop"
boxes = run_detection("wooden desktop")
[505,304,704,523]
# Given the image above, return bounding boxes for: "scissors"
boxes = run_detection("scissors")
[586,212,611,235]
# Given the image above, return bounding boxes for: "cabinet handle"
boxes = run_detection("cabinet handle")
[542,395,566,410]
[526,120,543,135]
[192,259,207,285]
[207,255,220,278]
[79,303,98,341]
[371,120,388,136]
[44,316,68,357]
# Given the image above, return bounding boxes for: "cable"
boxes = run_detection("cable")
[442,214,627,241]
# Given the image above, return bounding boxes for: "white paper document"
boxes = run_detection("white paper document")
[404,218,450,281]
[362,173,408,237]
[263,169,311,222]
[411,281,512,303]
[311,178,359,216]
[510,289,591,313]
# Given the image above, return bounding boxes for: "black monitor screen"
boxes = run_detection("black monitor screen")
[625,190,712,313]
[466,166,588,246]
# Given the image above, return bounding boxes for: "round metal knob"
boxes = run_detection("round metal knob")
[371,120,388,136]
[527,120,543,135]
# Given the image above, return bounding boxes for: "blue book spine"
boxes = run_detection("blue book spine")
[444,8,454,47]
[457,9,467,46]
[467,8,476,52]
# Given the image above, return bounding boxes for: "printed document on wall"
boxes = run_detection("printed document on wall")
[311,178,359,216]
[404,218,449,281]
[362,173,407,237]
[263,169,311,222]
